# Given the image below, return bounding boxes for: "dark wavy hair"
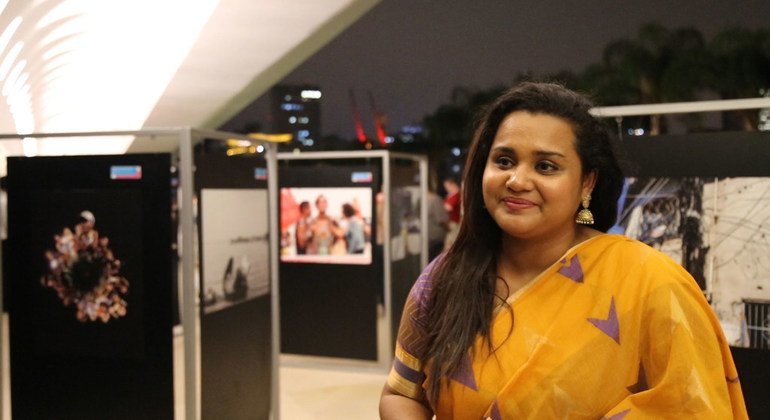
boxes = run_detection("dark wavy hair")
[424,82,624,404]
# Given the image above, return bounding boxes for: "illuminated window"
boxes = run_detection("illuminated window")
[300,89,321,99]
[281,103,303,111]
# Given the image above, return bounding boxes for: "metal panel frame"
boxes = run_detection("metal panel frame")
[276,150,428,370]
[0,128,280,420]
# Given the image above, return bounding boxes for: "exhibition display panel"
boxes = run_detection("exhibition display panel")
[195,154,273,419]
[0,129,280,420]
[617,130,770,418]
[6,153,173,420]
[277,151,427,366]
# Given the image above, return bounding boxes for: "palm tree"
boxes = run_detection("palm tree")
[706,27,770,131]
[576,23,708,135]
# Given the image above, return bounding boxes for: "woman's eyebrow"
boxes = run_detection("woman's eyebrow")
[533,150,566,158]
[490,146,565,158]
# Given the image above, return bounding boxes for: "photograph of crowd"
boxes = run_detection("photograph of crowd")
[200,189,270,314]
[280,187,373,265]
[41,210,129,323]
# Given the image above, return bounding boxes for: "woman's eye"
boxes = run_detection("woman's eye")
[536,161,558,172]
[496,156,515,167]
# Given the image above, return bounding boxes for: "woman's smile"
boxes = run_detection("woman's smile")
[502,196,537,210]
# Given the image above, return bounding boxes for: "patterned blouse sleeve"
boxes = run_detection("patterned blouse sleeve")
[386,258,437,400]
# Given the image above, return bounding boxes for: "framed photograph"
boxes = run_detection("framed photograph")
[200,188,270,314]
[280,186,373,265]
[615,176,770,348]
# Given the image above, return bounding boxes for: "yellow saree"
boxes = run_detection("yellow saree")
[388,234,747,419]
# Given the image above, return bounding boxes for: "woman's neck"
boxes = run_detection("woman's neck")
[497,226,598,291]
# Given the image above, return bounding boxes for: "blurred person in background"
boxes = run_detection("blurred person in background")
[442,176,461,251]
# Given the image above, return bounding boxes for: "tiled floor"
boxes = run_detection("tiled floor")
[280,361,386,419]
[1,314,387,419]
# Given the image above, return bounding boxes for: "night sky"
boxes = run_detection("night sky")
[222,0,770,141]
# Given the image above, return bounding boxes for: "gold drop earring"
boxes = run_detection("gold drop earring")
[575,195,595,225]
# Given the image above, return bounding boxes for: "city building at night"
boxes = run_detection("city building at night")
[270,84,323,148]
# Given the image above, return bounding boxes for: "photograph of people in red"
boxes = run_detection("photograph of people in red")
[280,187,372,265]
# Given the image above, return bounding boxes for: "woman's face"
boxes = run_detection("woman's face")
[482,111,595,241]
[316,196,328,213]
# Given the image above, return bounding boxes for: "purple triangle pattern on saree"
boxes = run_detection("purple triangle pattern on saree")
[449,353,478,391]
[588,297,620,344]
[602,408,631,420]
[558,255,584,283]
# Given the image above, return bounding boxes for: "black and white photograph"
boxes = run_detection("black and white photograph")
[200,188,270,314]
[617,176,770,349]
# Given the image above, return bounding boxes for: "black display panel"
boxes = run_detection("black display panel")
[616,133,770,292]
[195,154,272,420]
[731,346,770,419]
[279,160,381,360]
[618,132,770,418]
[616,131,770,178]
[6,154,173,420]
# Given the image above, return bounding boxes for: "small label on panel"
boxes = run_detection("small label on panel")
[110,165,142,180]
[254,167,268,180]
[351,171,373,184]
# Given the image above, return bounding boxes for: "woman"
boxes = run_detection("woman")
[341,202,366,254]
[380,82,747,419]
[308,195,342,255]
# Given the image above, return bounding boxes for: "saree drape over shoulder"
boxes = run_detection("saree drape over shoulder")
[388,234,747,419]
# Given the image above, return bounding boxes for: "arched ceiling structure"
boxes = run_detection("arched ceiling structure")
[0,0,380,157]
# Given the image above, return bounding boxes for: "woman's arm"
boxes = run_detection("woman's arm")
[381,257,443,419]
[379,384,432,420]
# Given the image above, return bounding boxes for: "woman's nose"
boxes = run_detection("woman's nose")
[505,168,531,190]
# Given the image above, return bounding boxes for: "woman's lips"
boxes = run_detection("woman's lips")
[503,197,536,210]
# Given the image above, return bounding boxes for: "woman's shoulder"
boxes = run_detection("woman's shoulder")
[581,234,696,287]
[407,254,452,310]
[409,256,443,301]
[584,234,666,261]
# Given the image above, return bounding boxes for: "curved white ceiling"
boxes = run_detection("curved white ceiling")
[0,0,380,157]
